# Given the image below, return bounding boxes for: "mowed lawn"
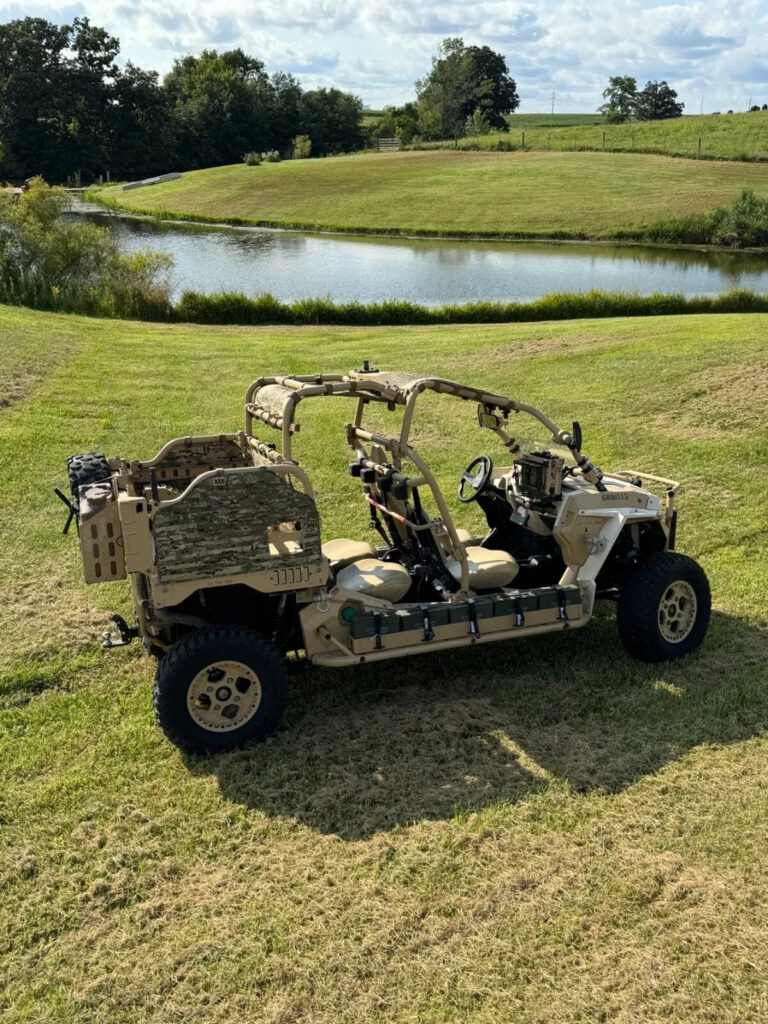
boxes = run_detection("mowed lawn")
[1,304,768,1023]
[98,149,768,238]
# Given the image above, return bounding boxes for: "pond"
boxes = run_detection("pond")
[71,200,768,306]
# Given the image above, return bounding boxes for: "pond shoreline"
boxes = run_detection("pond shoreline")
[85,191,768,256]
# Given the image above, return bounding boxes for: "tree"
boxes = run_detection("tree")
[111,63,172,177]
[270,72,303,151]
[465,108,491,136]
[416,38,519,140]
[369,102,420,144]
[163,49,273,170]
[598,76,637,123]
[464,45,519,130]
[634,80,684,120]
[416,38,476,140]
[0,18,73,179]
[299,87,363,156]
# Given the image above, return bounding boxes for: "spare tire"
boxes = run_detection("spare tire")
[67,452,111,522]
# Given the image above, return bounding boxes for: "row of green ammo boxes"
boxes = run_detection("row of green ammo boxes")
[348,584,583,640]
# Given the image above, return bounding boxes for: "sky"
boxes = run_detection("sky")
[3,0,768,113]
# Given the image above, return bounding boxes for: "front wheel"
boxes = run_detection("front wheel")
[152,627,289,754]
[617,552,711,663]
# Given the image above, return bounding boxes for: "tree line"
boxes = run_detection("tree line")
[598,76,684,122]
[0,17,364,182]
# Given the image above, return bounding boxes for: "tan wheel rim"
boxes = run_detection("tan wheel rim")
[187,660,262,733]
[658,581,697,643]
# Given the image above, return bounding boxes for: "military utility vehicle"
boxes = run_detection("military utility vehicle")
[61,367,710,753]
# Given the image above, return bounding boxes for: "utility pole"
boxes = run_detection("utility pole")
[700,95,704,115]
[748,96,752,110]
[551,90,555,115]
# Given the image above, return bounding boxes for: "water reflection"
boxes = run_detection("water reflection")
[70,203,768,305]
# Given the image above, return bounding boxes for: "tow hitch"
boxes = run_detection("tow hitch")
[102,614,139,649]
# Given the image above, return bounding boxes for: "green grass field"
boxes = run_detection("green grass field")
[423,109,768,161]
[506,113,606,128]
[97,150,768,240]
[2,304,768,1022]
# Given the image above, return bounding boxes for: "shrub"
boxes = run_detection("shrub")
[292,135,312,159]
[264,152,282,163]
[644,189,768,247]
[0,177,172,319]
[464,110,491,136]
[243,151,262,166]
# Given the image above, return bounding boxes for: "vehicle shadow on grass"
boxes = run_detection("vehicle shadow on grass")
[189,609,768,840]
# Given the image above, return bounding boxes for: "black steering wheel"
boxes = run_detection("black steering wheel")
[458,455,493,503]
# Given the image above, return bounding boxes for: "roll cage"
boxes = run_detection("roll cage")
[244,368,607,597]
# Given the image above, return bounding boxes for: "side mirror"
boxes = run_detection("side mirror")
[477,405,503,430]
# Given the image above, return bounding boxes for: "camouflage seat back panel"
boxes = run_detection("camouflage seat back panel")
[153,468,322,583]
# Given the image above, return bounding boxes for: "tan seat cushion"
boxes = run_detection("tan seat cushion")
[336,558,412,602]
[446,546,519,589]
[455,527,477,545]
[322,538,376,568]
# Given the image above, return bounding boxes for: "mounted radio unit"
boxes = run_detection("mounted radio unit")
[514,451,564,503]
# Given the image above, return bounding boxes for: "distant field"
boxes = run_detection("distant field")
[96,150,768,240]
[421,110,768,161]
[507,112,606,127]
[362,109,385,127]
[2,304,768,1022]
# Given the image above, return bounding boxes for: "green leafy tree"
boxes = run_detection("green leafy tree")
[163,49,273,170]
[270,72,304,151]
[464,45,519,129]
[416,38,476,140]
[465,109,491,136]
[292,134,311,158]
[0,18,73,179]
[417,38,518,140]
[369,102,420,144]
[634,80,684,120]
[598,75,638,123]
[110,62,172,177]
[299,87,363,156]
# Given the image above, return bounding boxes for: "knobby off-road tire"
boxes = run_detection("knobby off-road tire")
[617,551,711,663]
[67,452,111,522]
[153,627,289,754]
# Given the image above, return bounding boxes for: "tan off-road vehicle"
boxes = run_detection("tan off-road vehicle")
[61,366,710,753]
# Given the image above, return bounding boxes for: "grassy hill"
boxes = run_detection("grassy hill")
[506,112,606,128]
[2,304,768,1022]
[424,109,768,161]
[96,150,768,240]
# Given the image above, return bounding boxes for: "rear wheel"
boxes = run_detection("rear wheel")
[617,552,710,663]
[153,627,289,754]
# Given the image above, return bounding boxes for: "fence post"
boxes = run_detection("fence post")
[602,131,606,151]
[522,131,525,151]
[106,170,110,183]
[697,137,702,159]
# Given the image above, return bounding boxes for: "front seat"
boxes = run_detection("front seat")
[322,537,376,569]
[445,546,518,590]
[335,558,412,602]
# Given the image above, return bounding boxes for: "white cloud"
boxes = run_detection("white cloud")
[2,0,768,110]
